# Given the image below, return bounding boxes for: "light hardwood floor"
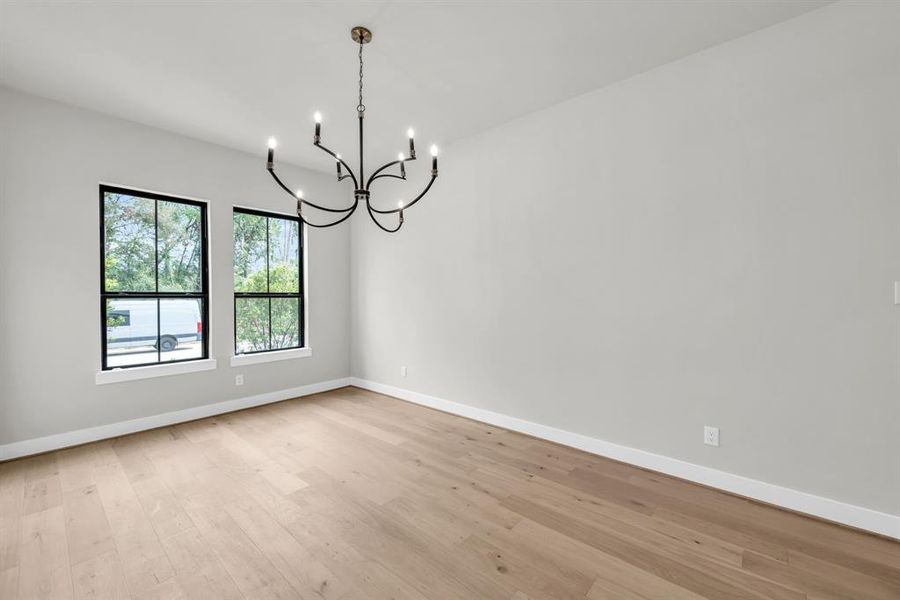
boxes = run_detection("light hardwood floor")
[1,386,898,599]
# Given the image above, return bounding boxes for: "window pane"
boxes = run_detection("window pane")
[268,217,300,293]
[235,297,270,353]
[158,201,202,292]
[106,298,158,367]
[233,212,268,292]
[271,297,300,349]
[104,193,156,292]
[159,298,204,362]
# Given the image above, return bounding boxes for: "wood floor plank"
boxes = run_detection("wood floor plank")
[308,400,409,446]
[158,528,242,600]
[90,453,177,596]
[501,494,805,600]
[509,518,706,600]
[461,533,592,599]
[17,505,73,599]
[0,566,18,599]
[225,497,350,598]
[111,437,159,486]
[63,484,116,566]
[129,476,194,541]
[296,466,516,599]
[113,526,176,595]
[743,549,900,600]
[351,559,432,600]
[57,444,101,493]
[70,550,129,600]
[184,505,297,599]
[22,474,62,516]
[658,499,900,586]
[130,576,185,600]
[0,460,25,574]
[20,454,60,482]
[653,505,791,562]
[1,386,897,600]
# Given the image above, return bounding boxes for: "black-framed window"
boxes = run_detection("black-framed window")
[100,185,209,370]
[233,208,304,354]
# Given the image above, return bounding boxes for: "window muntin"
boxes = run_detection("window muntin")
[101,185,209,370]
[233,208,303,354]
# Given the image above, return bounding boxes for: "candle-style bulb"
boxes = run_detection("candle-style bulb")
[313,112,322,142]
[314,112,322,124]
[398,200,404,209]
[336,154,342,177]
[266,137,276,168]
[398,153,405,161]
[430,144,439,156]
[407,129,416,158]
[430,144,438,174]
[295,189,303,199]
[407,128,414,139]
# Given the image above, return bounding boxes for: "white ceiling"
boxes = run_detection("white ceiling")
[1,1,831,173]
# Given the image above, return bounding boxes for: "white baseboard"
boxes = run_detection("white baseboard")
[0,378,351,461]
[349,377,900,540]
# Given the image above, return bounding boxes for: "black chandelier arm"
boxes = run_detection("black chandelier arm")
[313,142,359,189]
[365,155,417,190]
[368,173,437,215]
[267,167,355,214]
[299,199,359,228]
[369,173,406,185]
[365,200,403,233]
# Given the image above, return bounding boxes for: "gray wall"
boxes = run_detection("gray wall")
[0,88,350,444]
[351,1,900,515]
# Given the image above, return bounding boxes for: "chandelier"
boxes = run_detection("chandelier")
[265,26,439,232]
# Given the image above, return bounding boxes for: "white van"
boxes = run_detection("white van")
[107,299,202,352]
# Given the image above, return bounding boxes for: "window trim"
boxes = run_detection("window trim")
[95,358,218,385]
[232,206,306,357]
[99,184,211,371]
[230,347,312,367]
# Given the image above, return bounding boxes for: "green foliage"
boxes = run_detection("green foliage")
[233,212,267,292]
[233,212,301,353]
[157,201,202,292]
[104,193,202,292]
[235,294,300,352]
[236,297,269,352]
[105,299,127,328]
[104,194,155,291]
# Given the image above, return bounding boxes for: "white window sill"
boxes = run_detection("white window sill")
[230,347,312,367]
[95,358,217,385]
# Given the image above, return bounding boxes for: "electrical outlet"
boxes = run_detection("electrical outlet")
[400,366,408,377]
[704,426,719,447]
[235,374,244,386]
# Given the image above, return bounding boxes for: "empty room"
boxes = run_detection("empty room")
[1,1,898,598]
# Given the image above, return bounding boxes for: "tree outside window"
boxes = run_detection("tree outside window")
[233,209,303,354]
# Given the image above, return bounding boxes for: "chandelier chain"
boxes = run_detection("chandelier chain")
[357,41,365,114]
